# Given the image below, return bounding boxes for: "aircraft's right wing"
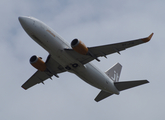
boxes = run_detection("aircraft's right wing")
[21,70,53,90]
[22,55,66,90]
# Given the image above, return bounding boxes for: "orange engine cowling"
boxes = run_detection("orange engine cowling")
[71,39,88,55]
[30,55,46,72]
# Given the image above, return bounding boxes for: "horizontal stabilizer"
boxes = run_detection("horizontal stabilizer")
[95,90,113,102]
[114,80,149,91]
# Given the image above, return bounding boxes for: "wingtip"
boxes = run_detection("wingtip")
[145,80,150,83]
[148,33,154,41]
[21,85,27,90]
[142,33,154,43]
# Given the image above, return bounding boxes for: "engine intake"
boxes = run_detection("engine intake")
[30,55,46,71]
[71,39,88,55]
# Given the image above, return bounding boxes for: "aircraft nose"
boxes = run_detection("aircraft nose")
[18,16,24,23]
[18,16,33,30]
[19,16,28,24]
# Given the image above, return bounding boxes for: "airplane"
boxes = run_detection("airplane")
[19,16,153,102]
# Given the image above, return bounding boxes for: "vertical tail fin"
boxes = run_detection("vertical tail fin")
[105,63,122,82]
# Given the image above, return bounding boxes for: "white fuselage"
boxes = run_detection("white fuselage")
[19,16,119,95]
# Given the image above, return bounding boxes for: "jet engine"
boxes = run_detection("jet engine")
[30,55,46,71]
[71,39,88,55]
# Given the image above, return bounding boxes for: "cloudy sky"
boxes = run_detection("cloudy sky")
[1,0,165,119]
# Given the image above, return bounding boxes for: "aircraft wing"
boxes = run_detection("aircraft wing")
[64,50,93,64]
[22,55,66,90]
[21,70,53,90]
[65,33,153,64]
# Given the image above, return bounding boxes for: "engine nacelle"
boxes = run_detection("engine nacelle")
[30,55,46,72]
[71,39,88,55]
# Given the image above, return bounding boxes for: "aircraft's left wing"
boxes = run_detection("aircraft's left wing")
[65,33,153,64]
[22,55,66,90]
[89,33,153,58]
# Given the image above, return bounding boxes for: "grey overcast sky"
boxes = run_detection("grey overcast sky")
[0,0,164,120]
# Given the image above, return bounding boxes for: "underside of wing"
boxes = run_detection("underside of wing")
[45,55,66,74]
[22,55,66,90]
[65,33,153,64]
[22,70,53,90]
[65,49,93,64]
[88,33,153,58]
